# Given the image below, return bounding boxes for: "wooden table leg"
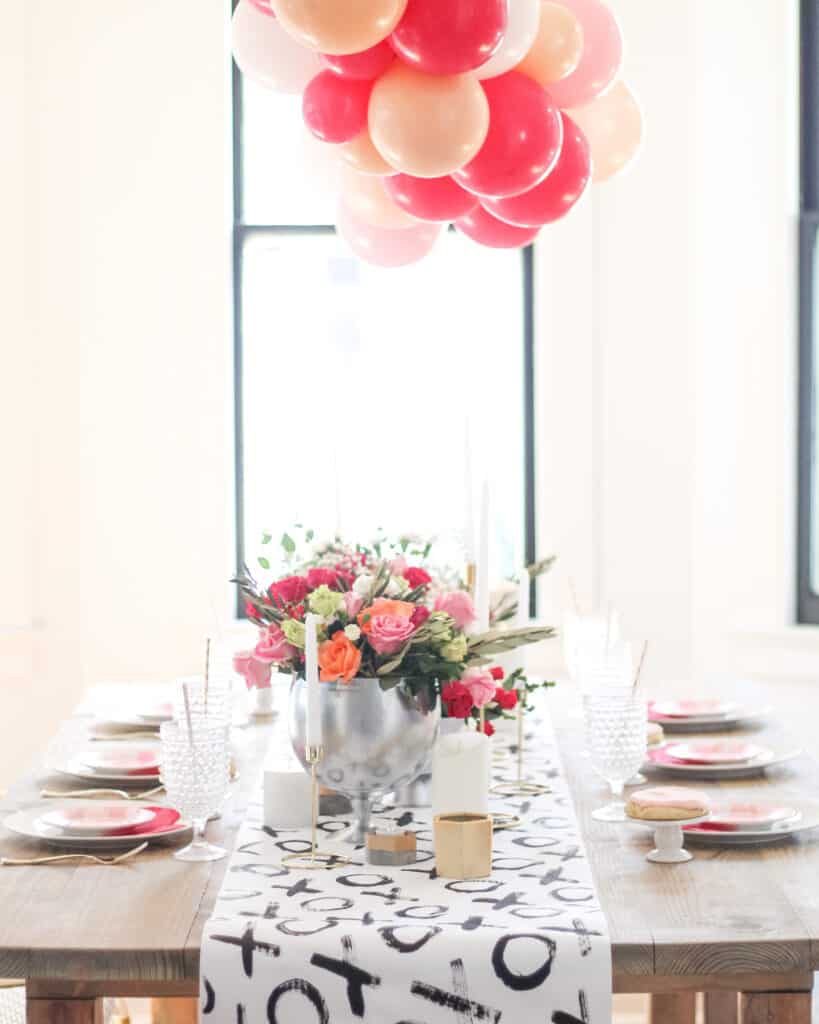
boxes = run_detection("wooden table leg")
[650,993,696,1024]
[149,997,198,1023]
[705,991,738,1024]
[739,991,812,1024]
[26,995,102,1024]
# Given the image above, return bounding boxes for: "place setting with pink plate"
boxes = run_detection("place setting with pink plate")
[50,741,163,787]
[648,695,772,733]
[683,797,819,847]
[644,737,802,780]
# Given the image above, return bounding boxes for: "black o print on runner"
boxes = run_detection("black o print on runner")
[276,838,314,854]
[337,872,392,888]
[201,978,215,1014]
[302,896,355,913]
[379,924,442,953]
[267,979,329,1024]
[276,917,339,937]
[551,886,594,904]
[491,933,556,992]
[311,934,381,1017]
[444,879,503,894]
[395,904,448,920]
[513,835,562,849]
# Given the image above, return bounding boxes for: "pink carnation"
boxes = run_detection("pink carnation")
[254,624,296,665]
[233,650,273,690]
[307,567,341,591]
[434,589,476,630]
[390,555,408,576]
[461,666,496,708]
[368,614,417,655]
[343,590,364,618]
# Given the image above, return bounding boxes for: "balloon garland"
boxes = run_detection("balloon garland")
[232,0,643,267]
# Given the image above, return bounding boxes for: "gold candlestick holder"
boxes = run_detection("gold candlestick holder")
[281,744,350,870]
[490,703,549,798]
[465,561,476,595]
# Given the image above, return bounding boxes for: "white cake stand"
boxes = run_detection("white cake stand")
[625,813,710,863]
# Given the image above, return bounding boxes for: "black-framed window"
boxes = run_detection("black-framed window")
[231,37,536,612]
[798,0,819,622]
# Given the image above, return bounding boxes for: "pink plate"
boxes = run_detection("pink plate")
[41,803,156,836]
[665,740,764,765]
[651,698,736,719]
[81,745,161,775]
[695,802,799,832]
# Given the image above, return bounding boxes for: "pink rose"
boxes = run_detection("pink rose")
[461,666,496,708]
[233,650,273,690]
[368,614,417,655]
[254,624,296,665]
[343,590,364,618]
[434,590,476,630]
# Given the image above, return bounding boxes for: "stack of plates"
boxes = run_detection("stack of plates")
[4,801,189,849]
[55,743,162,784]
[645,739,802,779]
[684,799,819,846]
[648,698,771,733]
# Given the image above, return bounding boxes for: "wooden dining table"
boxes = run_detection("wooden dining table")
[0,680,818,1024]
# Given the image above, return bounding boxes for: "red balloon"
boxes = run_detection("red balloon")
[454,72,563,199]
[321,40,395,80]
[483,113,591,227]
[385,174,479,222]
[455,206,540,248]
[390,0,507,75]
[302,71,372,144]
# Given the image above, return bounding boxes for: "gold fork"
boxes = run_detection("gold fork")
[1,841,149,867]
[39,785,165,801]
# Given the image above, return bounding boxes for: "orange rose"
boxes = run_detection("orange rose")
[358,598,415,634]
[318,632,362,683]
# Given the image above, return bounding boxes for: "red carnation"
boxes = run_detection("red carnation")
[442,680,473,719]
[489,666,505,680]
[245,600,260,621]
[410,605,431,628]
[334,565,356,589]
[494,686,518,710]
[268,575,309,608]
[482,720,495,737]
[306,567,341,591]
[405,567,433,589]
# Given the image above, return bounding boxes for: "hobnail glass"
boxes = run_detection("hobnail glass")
[159,720,231,861]
[583,692,647,822]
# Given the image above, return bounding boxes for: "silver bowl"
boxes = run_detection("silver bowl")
[289,676,439,843]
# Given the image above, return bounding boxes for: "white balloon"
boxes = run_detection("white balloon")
[231,0,321,94]
[476,0,541,80]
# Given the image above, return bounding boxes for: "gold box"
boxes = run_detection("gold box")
[433,813,493,879]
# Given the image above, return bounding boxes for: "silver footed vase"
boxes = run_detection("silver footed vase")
[289,676,440,844]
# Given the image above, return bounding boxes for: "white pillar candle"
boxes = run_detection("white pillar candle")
[304,613,322,750]
[431,730,491,816]
[474,481,490,633]
[263,755,313,829]
[463,424,475,564]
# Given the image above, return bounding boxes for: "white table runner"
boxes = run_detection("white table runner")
[200,712,611,1023]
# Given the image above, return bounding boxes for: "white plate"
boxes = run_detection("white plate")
[649,704,772,733]
[684,799,819,846]
[644,746,803,779]
[54,743,162,784]
[39,803,156,836]
[665,740,766,765]
[80,745,161,774]
[652,699,738,719]
[4,802,190,849]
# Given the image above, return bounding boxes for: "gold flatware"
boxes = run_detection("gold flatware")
[40,785,165,801]
[0,842,148,867]
[88,731,160,742]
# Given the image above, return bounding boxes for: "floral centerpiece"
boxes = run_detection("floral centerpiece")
[233,531,555,713]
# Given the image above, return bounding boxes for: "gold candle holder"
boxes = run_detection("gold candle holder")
[281,745,350,870]
[465,561,476,595]
[490,703,549,798]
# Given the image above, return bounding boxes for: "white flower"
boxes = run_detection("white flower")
[385,576,407,596]
[344,624,361,642]
[353,573,374,596]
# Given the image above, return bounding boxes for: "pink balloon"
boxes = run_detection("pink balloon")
[321,40,396,80]
[455,206,540,248]
[483,113,590,227]
[336,200,442,266]
[390,0,507,75]
[385,174,479,221]
[303,71,372,143]
[545,0,623,109]
[249,0,276,15]
[454,72,563,198]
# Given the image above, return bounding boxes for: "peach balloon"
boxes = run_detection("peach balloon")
[369,64,490,178]
[567,81,643,182]
[517,2,583,87]
[271,0,408,56]
[336,201,442,267]
[340,166,420,229]
[232,0,321,94]
[338,129,396,175]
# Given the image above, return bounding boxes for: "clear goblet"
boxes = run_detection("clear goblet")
[583,692,647,822]
[159,719,230,861]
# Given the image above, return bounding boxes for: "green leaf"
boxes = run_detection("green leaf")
[258,556,270,570]
[306,529,314,543]
[467,625,556,659]
[281,532,296,554]
[261,532,272,545]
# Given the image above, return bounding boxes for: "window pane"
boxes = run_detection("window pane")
[240,79,336,226]
[239,230,525,580]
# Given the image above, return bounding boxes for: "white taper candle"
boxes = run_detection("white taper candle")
[305,613,321,750]
[463,424,475,563]
[474,481,490,633]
